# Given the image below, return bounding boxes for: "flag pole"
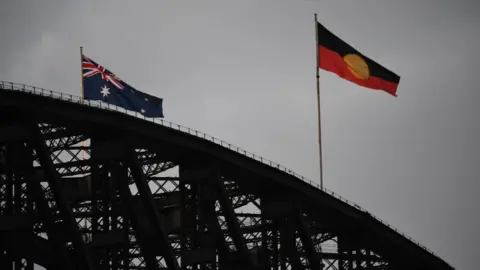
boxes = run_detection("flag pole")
[80,46,83,104]
[80,47,86,166]
[314,14,324,189]
[80,46,84,102]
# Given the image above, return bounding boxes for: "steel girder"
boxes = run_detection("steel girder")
[0,118,390,270]
[0,88,453,270]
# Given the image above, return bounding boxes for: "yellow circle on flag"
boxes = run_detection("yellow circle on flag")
[343,54,370,80]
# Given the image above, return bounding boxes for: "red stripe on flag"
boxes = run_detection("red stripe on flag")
[318,46,399,96]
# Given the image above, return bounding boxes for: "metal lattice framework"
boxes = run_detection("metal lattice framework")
[0,81,453,270]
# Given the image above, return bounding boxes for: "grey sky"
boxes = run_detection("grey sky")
[1,0,479,269]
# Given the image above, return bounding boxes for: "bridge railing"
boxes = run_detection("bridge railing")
[0,80,437,258]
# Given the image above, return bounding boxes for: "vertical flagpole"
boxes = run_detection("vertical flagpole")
[80,47,86,165]
[80,46,84,102]
[314,14,324,189]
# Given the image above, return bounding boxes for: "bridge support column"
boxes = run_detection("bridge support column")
[90,139,131,270]
[125,147,179,270]
[179,165,227,269]
[14,141,73,269]
[260,197,272,270]
[180,164,258,270]
[295,203,323,270]
[214,173,255,269]
[113,159,161,269]
[30,124,95,270]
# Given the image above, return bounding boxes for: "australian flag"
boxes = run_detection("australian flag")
[82,54,164,117]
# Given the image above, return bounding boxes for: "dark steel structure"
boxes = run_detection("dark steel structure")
[0,81,453,270]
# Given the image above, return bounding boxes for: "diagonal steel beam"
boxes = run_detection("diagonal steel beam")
[213,174,255,268]
[14,142,73,269]
[110,159,160,269]
[29,123,95,270]
[124,146,179,270]
[197,179,231,268]
[294,204,323,270]
[279,205,304,270]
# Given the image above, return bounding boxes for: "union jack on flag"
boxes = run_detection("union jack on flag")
[82,56,124,90]
[81,54,164,118]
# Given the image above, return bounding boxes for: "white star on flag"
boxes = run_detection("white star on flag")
[100,85,110,97]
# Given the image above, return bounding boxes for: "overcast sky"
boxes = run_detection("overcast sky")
[1,0,479,269]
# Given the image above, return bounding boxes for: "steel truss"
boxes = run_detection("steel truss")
[0,97,451,270]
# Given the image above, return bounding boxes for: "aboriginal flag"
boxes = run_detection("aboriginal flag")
[317,22,400,96]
